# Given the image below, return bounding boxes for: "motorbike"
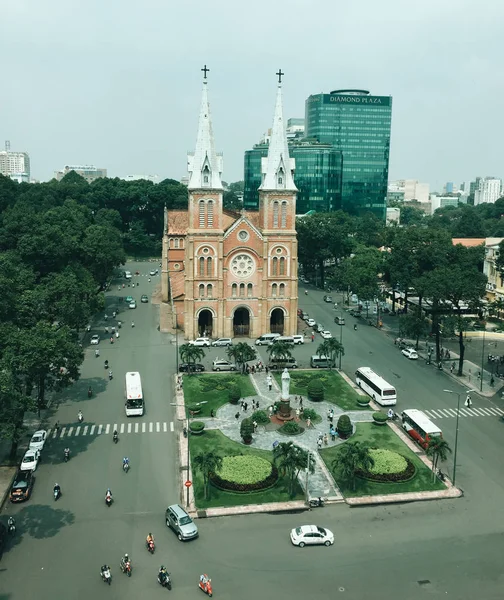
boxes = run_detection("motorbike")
[78,413,83,423]
[87,388,93,398]
[158,571,172,590]
[183,427,188,438]
[146,539,155,554]
[308,496,327,508]
[105,493,113,507]
[120,560,132,577]
[101,567,112,585]
[387,412,398,421]
[113,432,119,444]
[109,371,113,381]
[7,519,16,535]
[64,450,70,462]
[123,462,130,473]
[198,575,212,597]
[54,487,61,501]
[104,360,109,369]
[436,469,446,482]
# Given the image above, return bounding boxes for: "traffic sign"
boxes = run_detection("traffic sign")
[184,480,192,488]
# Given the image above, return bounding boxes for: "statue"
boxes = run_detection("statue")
[281,368,290,401]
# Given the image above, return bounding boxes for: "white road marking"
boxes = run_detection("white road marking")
[163,422,168,432]
[75,426,81,436]
[128,423,132,433]
[98,424,103,435]
[67,427,73,437]
[135,423,139,433]
[105,424,110,434]
[120,423,125,434]
[170,422,174,432]
[83,426,88,435]
[149,422,153,432]
[156,422,160,432]
[429,409,444,418]
[90,425,96,435]
[113,423,118,433]
[142,423,146,433]
[60,427,66,437]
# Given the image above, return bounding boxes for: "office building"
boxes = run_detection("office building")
[244,139,342,214]
[54,165,107,183]
[474,177,502,205]
[122,174,160,183]
[388,179,430,203]
[0,147,30,182]
[305,89,392,219]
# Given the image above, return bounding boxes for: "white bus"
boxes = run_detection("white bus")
[125,371,144,416]
[355,367,397,406]
[401,409,442,449]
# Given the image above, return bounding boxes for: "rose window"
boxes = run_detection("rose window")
[231,254,255,278]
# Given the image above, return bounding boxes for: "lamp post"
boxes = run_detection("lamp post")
[175,311,179,374]
[443,388,473,486]
[305,450,312,504]
[339,310,343,370]
[479,324,486,392]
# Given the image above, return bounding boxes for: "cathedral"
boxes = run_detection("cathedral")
[161,70,299,340]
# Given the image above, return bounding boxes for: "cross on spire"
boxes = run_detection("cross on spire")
[276,69,284,84]
[201,64,210,80]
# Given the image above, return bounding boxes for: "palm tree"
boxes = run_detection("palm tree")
[226,342,257,373]
[426,437,452,480]
[491,298,504,321]
[179,343,205,375]
[331,441,374,492]
[317,339,344,370]
[193,451,223,500]
[266,340,293,368]
[273,441,314,497]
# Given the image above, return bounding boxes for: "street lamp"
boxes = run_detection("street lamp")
[175,311,179,373]
[443,388,473,486]
[171,400,207,508]
[339,310,343,370]
[479,324,486,392]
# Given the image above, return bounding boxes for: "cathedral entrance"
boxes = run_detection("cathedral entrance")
[198,309,213,337]
[270,308,285,335]
[233,307,250,337]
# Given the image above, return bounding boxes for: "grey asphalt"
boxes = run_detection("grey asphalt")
[1,276,504,599]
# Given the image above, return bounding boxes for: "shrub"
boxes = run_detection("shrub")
[301,408,319,422]
[367,449,407,475]
[240,417,254,443]
[216,455,272,485]
[189,421,205,434]
[336,414,352,439]
[252,409,270,424]
[357,395,370,406]
[372,411,388,425]
[228,384,241,404]
[279,421,302,435]
[187,405,201,415]
[307,379,324,401]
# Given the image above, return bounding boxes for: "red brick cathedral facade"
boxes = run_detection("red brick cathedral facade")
[161,75,298,340]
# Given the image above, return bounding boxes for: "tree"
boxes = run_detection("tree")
[226,342,257,373]
[240,417,254,443]
[398,307,429,349]
[194,451,223,500]
[331,441,374,492]
[339,244,383,307]
[266,340,293,367]
[316,338,344,370]
[426,437,452,481]
[273,441,314,497]
[179,344,205,374]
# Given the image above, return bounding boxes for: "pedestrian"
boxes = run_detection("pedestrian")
[253,421,258,432]
[299,397,303,408]
[110,336,114,344]
[450,362,454,374]
[235,412,240,420]
[330,426,336,441]
[296,408,300,419]
[306,417,311,428]
[491,375,495,387]
[244,402,248,412]
[269,405,273,417]
[465,394,472,408]
[54,421,60,434]
[311,331,315,342]
[112,311,116,318]
[265,366,269,374]
[323,433,328,446]
[300,406,304,416]
[210,409,215,418]
[267,375,272,391]
[317,438,322,450]
[115,331,119,338]
[241,400,245,410]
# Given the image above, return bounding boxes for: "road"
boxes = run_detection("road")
[1,275,503,599]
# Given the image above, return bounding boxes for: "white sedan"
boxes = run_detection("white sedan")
[29,430,47,452]
[402,347,419,360]
[189,337,211,347]
[20,449,40,472]
[290,525,334,547]
[306,318,316,327]
[320,331,333,339]
[90,334,100,345]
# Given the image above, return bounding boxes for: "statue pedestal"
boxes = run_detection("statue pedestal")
[276,399,294,421]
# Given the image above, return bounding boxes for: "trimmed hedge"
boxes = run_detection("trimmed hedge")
[357,451,416,482]
[336,414,352,439]
[216,455,272,485]
[240,417,254,443]
[252,409,270,424]
[210,457,279,492]
[300,408,319,422]
[372,411,388,425]
[368,449,407,475]
[279,421,304,435]
[187,405,201,415]
[357,395,370,406]
[228,384,241,404]
[307,379,324,401]
[189,421,205,434]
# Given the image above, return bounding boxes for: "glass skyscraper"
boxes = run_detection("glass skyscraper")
[305,89,392,219]
[244,141,342,214]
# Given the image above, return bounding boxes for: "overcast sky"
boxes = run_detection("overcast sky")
[3,0,503,191]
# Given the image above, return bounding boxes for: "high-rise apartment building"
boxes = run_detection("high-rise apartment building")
[0,147,30,182]
[474,177,502,205]
[54,165,107,183]
[305,89,392,219]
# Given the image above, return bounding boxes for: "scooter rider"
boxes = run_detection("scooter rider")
[105,488,112,502]
[54,482,61,497]
[120,553,130,571]
[353,324,357,331]
[7,516,15,533]
[109,370,113,380]
[64,447,70,460]
[387,408,395,420]
[101,564,111,579]
[123,456,130,468]
[113,430,118,443]
[78,410,83,422]
[158,565,168,584]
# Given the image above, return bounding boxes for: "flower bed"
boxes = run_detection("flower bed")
[356,449,416,482]
[210,455,279,492]
[279,421,304,436]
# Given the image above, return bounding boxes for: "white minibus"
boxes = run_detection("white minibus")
[355,367,397,406]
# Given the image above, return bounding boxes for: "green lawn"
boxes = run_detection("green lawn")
[273,370,369,411]
[183,373,255,417]
[320,422,445,497]
[189,430,304,509]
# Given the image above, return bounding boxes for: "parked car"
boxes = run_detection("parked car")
[212,359,236,372]
[20,449,40,472]
[293,334,304,345]
[316,323,325,333]
[306,318,316,327]
[141,294,149,303]
[90,334,100,345]
[402,348,419,360]
[10,469,34,502]
[320,330,332,339]
[179,363,205,373]
[189,337,211,347]
[323,295,333,303]
[290,525,334,547]
[334,316,345,326]
[297,309,303,317]
[211,338,233,347]
[29,430,47,453]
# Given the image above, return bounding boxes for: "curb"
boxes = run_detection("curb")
[345,487,463,506]
[0,467,17,510]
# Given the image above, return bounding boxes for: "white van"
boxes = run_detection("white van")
[274,336,295,346]
[310,355,335,368]
[255,333,281,346]
[293,335,304,345]
[124,270,132,280]
[268,357,298,369]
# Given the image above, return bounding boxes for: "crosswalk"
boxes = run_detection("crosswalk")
[424,407,504,420]
[47,421,175,439]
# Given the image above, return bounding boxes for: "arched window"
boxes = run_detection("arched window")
[239,283,245,297]
[232,283,237,297]
[207,256,213,277]
[279,283,285,297]
[273,201,279,228]
[199,256,205,277]
[207,284,213,299]
[169,238,173,249]
[207,200,214,227]
[281,202,287,228]
[247,283,253,297]
[199,284,205,298]
[272,283,278,297]
[272,257,278,276]
[203,166,210,185]
[179,238,184,248]
[174,238,179,249]
[199,200,205,227]
[279,257,285,276]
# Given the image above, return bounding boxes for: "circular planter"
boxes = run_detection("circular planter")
[279,424,305,436]
[357,451,416,483]
[187,406,201,416]
[210,457,278,493]
[372,412,388,426]
[242,437,252,445]
[357,397,370,407]
[189,421,205,435]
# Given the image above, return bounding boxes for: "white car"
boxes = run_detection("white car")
[320,330,332,339]
[20,449,40,472]
[290,525,334,548]
[29,430,47,452]
[306,318,316,327]
[90,334,100,345]
[402,348,419,360]
[212,359,236,371]
[211,338,232,347]
[149,269,158,276]
[190,337,211,347]
[129,300,137,309]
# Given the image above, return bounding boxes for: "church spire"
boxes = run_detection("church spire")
[259,70,296,192]
[187,65,223,191]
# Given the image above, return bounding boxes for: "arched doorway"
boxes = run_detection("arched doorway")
[270,308,285,334]
[233,307,250,337]
[198,309,213,337]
